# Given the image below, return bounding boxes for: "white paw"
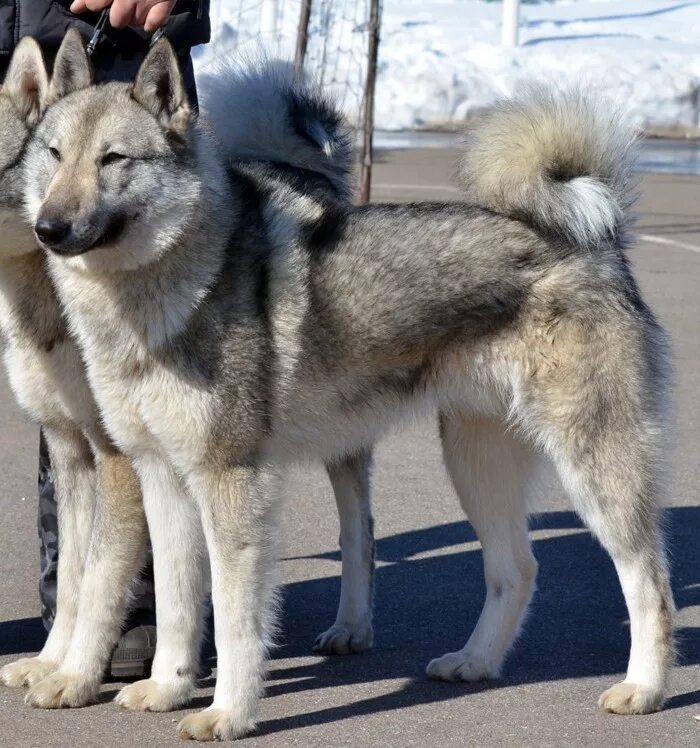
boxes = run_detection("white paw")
[115,677,193,712]
[313,621,373,655]
[178,706,255,741]
[25,672,98,708]
[598,681,664,715]
[0,658,57,688]
[426,650,498,682]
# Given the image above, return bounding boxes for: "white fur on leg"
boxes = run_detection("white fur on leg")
[4,429,97,692]
[541,411,674,716]
[27,452,147,709]
[25,671,97,708]
[115,456,206,713]
[314,452,374,655]
[178,467,280,741]
[427,414,538,682]
[1,658,57,689]
[116,678,195,713]
[597,554,670,714]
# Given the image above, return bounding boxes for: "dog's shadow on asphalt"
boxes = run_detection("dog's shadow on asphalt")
[250,506,700,736]
[2,508,698,734]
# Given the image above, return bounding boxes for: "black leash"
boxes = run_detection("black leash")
[85,6,167,58]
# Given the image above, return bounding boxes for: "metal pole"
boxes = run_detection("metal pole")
[501,0,520,47]
[294,0,313,75]
[359,0,381,204]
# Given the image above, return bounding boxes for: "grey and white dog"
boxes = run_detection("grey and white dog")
[25,30,674,741]
[1,32,369,712]
[0,37,148,695]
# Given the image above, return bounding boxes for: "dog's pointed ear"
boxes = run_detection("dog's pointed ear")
[48,28,93,105]
[132,39,190,136]
[3,36,49,125]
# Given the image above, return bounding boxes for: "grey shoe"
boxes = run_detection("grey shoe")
[110,624,157,679]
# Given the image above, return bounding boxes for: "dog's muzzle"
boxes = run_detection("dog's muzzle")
[34,213,127,256]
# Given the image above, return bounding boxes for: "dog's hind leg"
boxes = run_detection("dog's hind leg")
[427,413,538,682]
[26,450,147,708]
[314,448,375,655]
[522,316,674,714]
[1,426,96,689]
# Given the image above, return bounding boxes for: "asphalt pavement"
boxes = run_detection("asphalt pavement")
[0,149,698,747]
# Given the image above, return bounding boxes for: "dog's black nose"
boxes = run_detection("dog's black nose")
[34,217,71,246]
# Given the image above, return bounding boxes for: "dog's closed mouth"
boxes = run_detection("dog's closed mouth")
[41,214,129,256]
[88,213,127,250]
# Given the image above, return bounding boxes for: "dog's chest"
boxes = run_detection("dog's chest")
[86,344,214,466]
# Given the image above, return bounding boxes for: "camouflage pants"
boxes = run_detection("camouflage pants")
[38,437,156,634]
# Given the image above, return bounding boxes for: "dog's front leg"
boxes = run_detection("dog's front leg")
[26,449,147,708]
[178,465,280,742]
[114,454,207,713]
[1,426,96,689]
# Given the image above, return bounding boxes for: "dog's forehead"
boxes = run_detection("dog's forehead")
[43,83,166,149]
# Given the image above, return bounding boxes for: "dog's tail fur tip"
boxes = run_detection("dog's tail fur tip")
[458,87,638,247]
[200,59,353,200]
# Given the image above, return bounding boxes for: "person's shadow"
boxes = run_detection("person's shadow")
[2,507,698,734]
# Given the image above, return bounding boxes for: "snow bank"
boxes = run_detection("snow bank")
[195,1,700,133]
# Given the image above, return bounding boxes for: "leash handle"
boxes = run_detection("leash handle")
[85,6,166,58]
[86,7,110,57]
[150,27,166,46]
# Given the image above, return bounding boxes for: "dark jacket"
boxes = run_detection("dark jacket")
[0,1,210,72]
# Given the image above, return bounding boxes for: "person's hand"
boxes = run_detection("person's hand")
[70,0,178,33]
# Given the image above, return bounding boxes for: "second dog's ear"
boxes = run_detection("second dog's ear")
[3,37,49,125]
[132,39,190,137]
[48,28,93,105]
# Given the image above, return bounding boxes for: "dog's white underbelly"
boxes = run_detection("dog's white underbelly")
[266,350,510,464]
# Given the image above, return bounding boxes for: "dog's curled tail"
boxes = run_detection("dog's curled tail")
[458,87,638,247]
[200,59,353,201]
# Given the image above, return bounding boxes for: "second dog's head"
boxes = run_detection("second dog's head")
[0,36,48,259]
[25,29,202,272]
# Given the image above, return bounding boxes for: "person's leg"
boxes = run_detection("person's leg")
[38,431,58,633]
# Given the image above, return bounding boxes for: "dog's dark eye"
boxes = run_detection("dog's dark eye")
[48,146,61,162]
[102,152,128,166]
